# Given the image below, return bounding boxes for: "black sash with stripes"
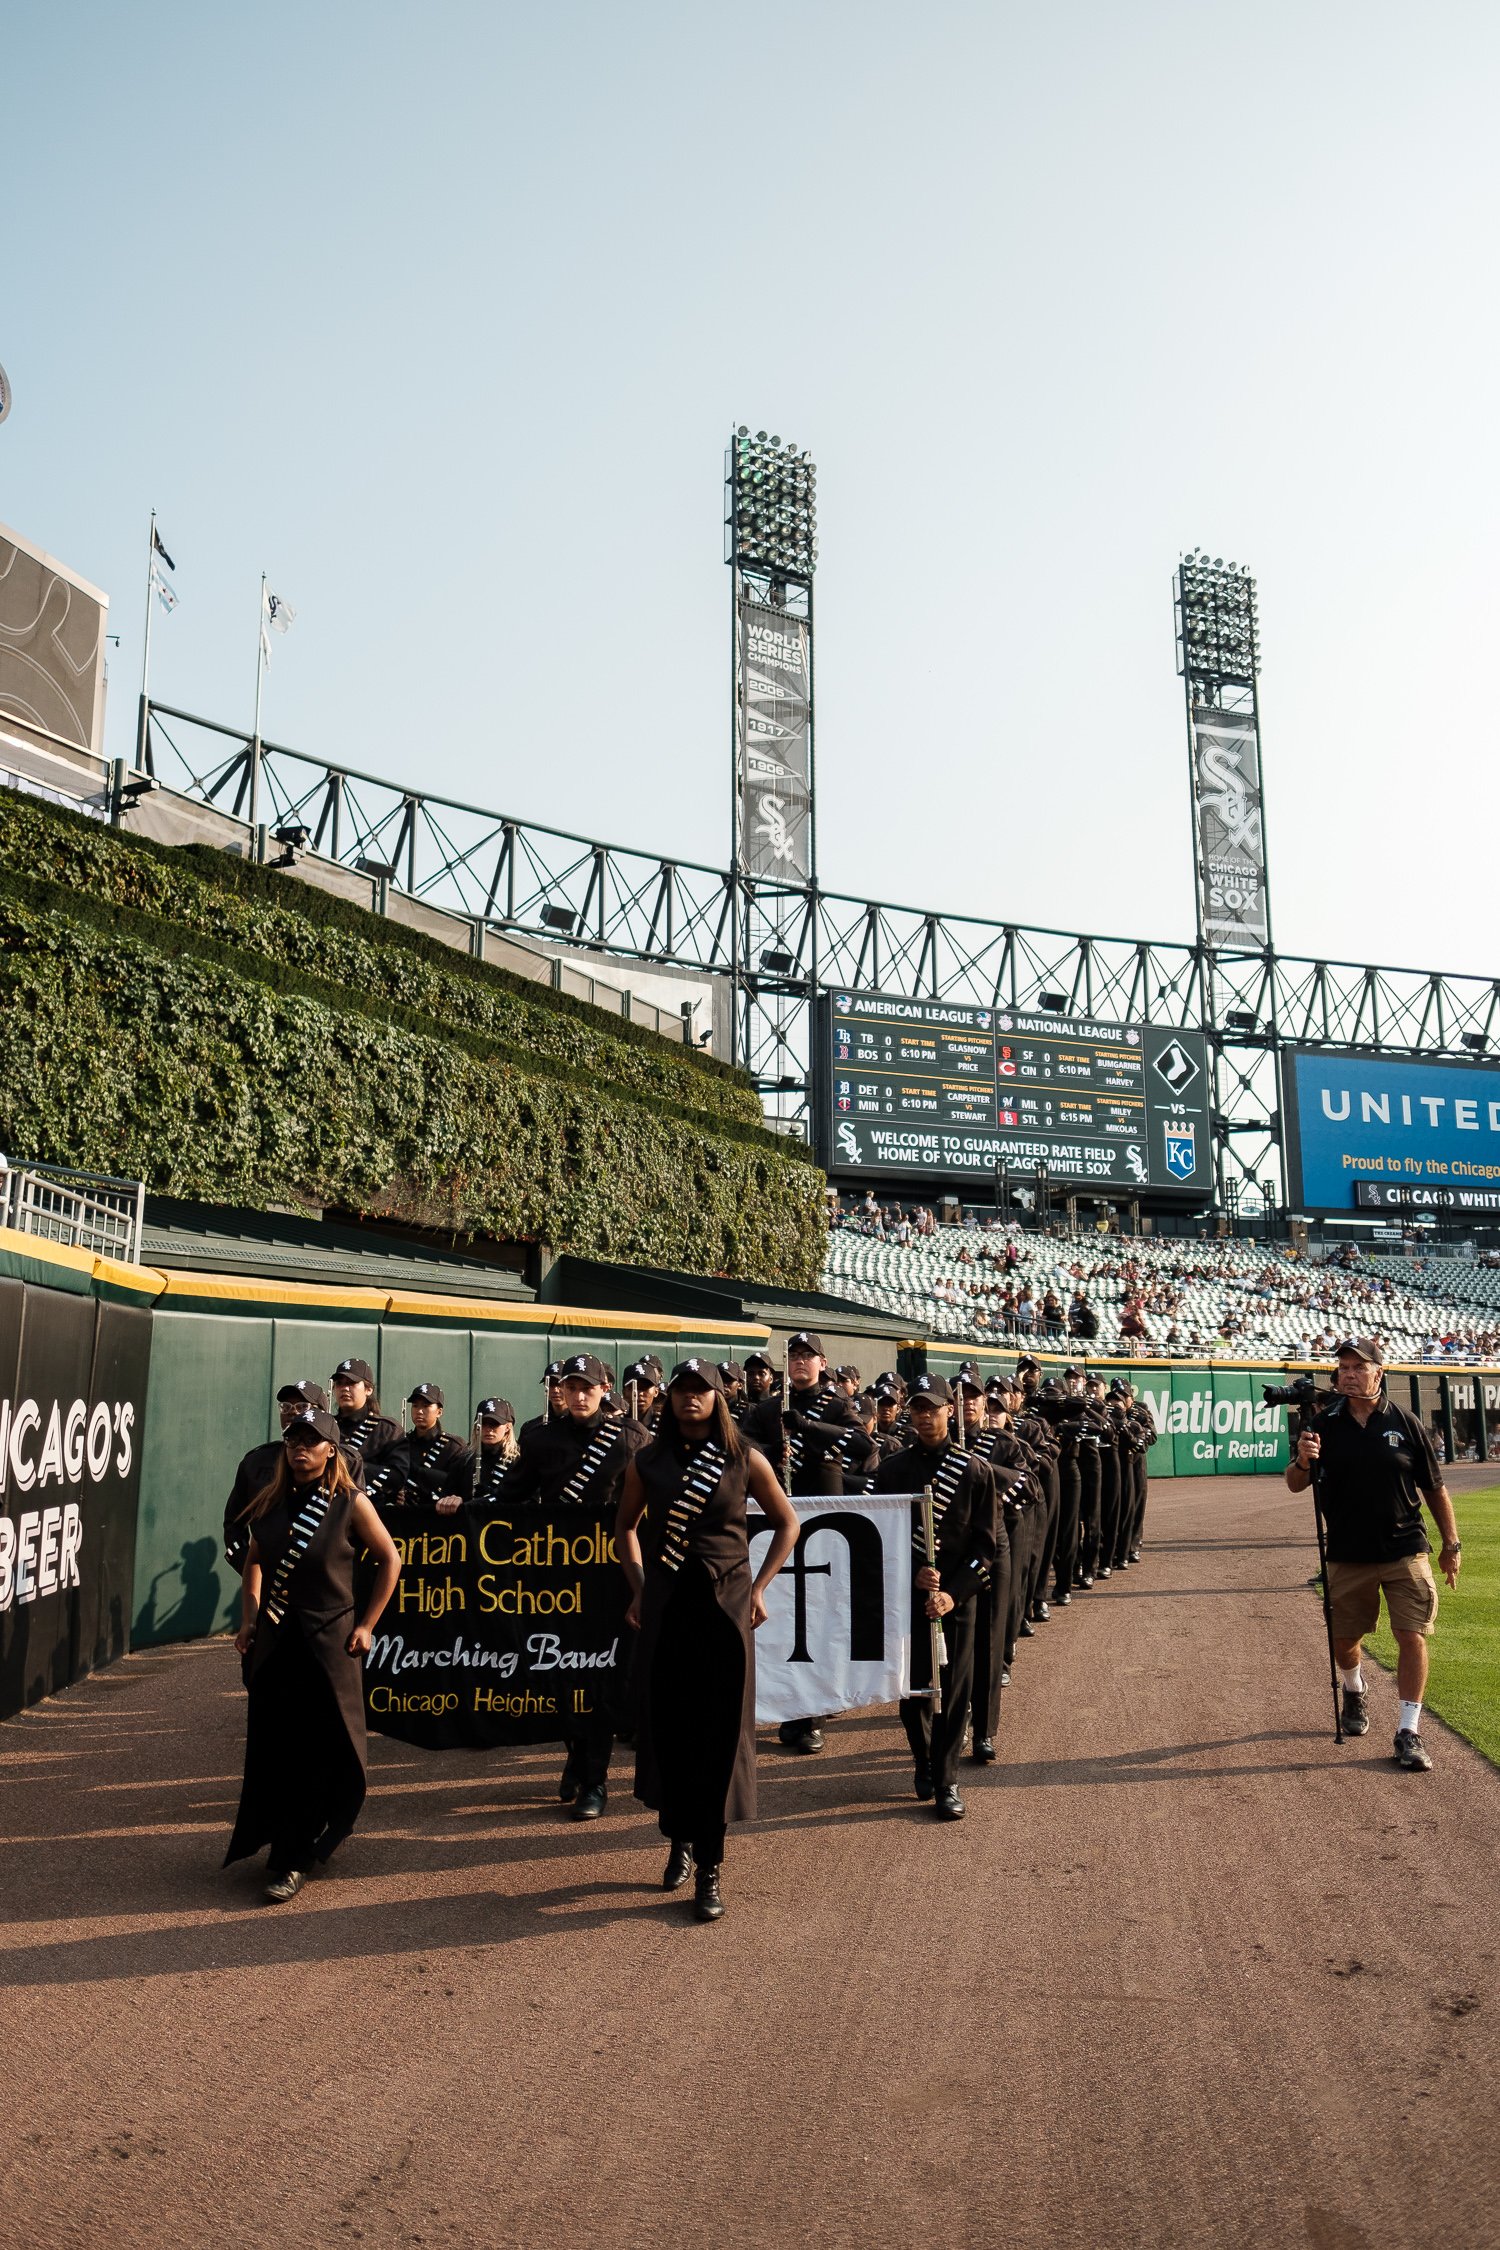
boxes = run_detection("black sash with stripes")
[261,1483,335,1626]
[658,1441,729,1573]
[559,1423,621,1506]
[912,1441,971,1559]
[474,1449,514,1503]
[787,1390,834,1476]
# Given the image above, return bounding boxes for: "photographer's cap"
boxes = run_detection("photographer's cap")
[1335,1336,1385,1366]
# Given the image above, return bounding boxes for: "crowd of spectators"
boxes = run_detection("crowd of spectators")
[823,1195,1500,1362]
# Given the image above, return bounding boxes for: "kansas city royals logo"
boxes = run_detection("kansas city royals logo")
[1164,1122,1198,1181]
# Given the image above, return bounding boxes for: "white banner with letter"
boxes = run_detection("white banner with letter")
[749,1493,913,1725]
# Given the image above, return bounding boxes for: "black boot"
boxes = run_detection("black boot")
[662,1841,693,1891]
[693,1865,725,1921]
[912,1756,934,1801]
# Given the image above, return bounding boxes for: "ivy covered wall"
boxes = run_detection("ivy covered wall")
[0,793,827,1286]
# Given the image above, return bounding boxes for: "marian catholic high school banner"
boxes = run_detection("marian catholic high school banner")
[736,596,812,882]
[750,1495,911,1725]
[1190,704,1268,947]
[358,1495,913,1750]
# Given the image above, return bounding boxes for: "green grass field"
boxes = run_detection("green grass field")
[1366,1483,1500,1767]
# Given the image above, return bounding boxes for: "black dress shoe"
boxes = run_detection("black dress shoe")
[693,1866,725,1921]
[574,1783,607,1820]
[264,1869,305,1904]
[1053,1590,1072,1607]
[558,1757,580,1804]
[1127,1548,1141,1563]
[1076,1574,1094,1589]
[662,1841,693,1891]
[934,1785,965,1821]
[1097,1565,1111,1579]
[1033,1601,1050,1623]
[1018,1618,1035,1638]
[970,1737,997,1763]
[1000,1666,1011,1686]
[913,1761,934,1801]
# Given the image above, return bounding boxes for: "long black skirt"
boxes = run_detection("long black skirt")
[224,1623,367,1870]
[644,1559,748,1849]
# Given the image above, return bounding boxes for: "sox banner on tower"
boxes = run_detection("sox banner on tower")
[1190,704,1269,947]
[735,598,812,882]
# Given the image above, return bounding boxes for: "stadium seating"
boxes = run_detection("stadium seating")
[822,1219,1500,1361]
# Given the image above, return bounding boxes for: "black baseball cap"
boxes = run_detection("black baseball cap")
[278,1379,329,1410]
[476,1397,514,1424]
[786,1331,825,1357]
[622,1358,659,1388]
[908,1374,952,1405]
[559,1352,609,1385]
[716,1360,744,1384]
[284,1409,339,1447]
[835,1363,861,1382]
[667,1356,725,1392]
[1108,1378,1132,1397]
[1016,1355,1040,1374]
[543,1360,566,1385]
[332,1357,375,1388]
[744,1352,777,1374]
[408,1382,445,1408]
[638,1354,665,1381]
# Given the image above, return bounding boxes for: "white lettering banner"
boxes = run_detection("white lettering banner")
[749,1494,912,1725]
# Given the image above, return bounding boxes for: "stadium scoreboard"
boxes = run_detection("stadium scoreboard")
[814,991,1213,1196]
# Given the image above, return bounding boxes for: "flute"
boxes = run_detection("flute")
[920,1482,946,1715]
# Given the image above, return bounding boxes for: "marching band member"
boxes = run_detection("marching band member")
[617,1359,798,1922]
[225,1410,401,1903]
[505,1351,649,1818]
[873,1374,997,1821]
[224,1381,339,1574]
[381,1384,474,1513]
[331,1357,402,1462]
[955,1366,1014,1761]
[471,1397,519,1503]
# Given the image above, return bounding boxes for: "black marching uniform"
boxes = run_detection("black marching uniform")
[956,1423,1021,1751]
[1121,1401,1157,1561]
[873,1437,997,1792]
[377,1424,475,1508]
[225,1476,369,1876]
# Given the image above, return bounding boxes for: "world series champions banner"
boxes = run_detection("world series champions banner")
[360,1504,629,1749]
[358,1495,915,1750]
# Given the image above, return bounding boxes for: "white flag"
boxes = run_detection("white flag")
[151,570,179,614]
[260,586,296,663]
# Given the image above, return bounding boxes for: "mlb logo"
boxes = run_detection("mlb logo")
[1164,1122,1197,1181]
[999,1108,1018,1125]
[976,1011,992,1029]
[836,994,851,1011]
[837,1097,851,1111]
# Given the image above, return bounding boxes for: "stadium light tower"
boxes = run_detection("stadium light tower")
[1175,550,1280,1214]
[726,427,818,1105]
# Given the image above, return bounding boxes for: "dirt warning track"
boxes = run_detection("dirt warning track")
[2,1474,1496,2250]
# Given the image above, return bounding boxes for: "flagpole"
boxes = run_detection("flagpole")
[250,571,266,839]
[136,510,157,772]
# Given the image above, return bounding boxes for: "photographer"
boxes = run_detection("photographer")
[1285,1339,1461,1773]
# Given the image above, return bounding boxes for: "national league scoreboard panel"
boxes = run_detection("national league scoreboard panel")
[813,990,1214,1196]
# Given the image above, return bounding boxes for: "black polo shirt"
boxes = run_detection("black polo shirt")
[1311,1397,1442,1564]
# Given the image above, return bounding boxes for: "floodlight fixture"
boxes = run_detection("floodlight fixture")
[727,425,818,580]
[759,948,796,975]
[1462,1032,1486,1051]
[540,903,578,934]
[1225,1008,1259,1031]
[1037,991,1069,1013]
[1177,550,1260,684]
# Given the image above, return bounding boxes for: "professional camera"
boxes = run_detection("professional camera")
[1262,1375,1319,1409]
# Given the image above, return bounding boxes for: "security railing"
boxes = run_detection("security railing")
[0,1160,147,1263]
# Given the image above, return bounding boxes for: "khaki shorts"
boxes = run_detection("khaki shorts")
[1327,1553,1439,1641]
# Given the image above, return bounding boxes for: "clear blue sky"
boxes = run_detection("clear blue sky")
[5,1,1497,974]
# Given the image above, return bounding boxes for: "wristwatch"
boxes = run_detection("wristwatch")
[1441,1539,1461,1555]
